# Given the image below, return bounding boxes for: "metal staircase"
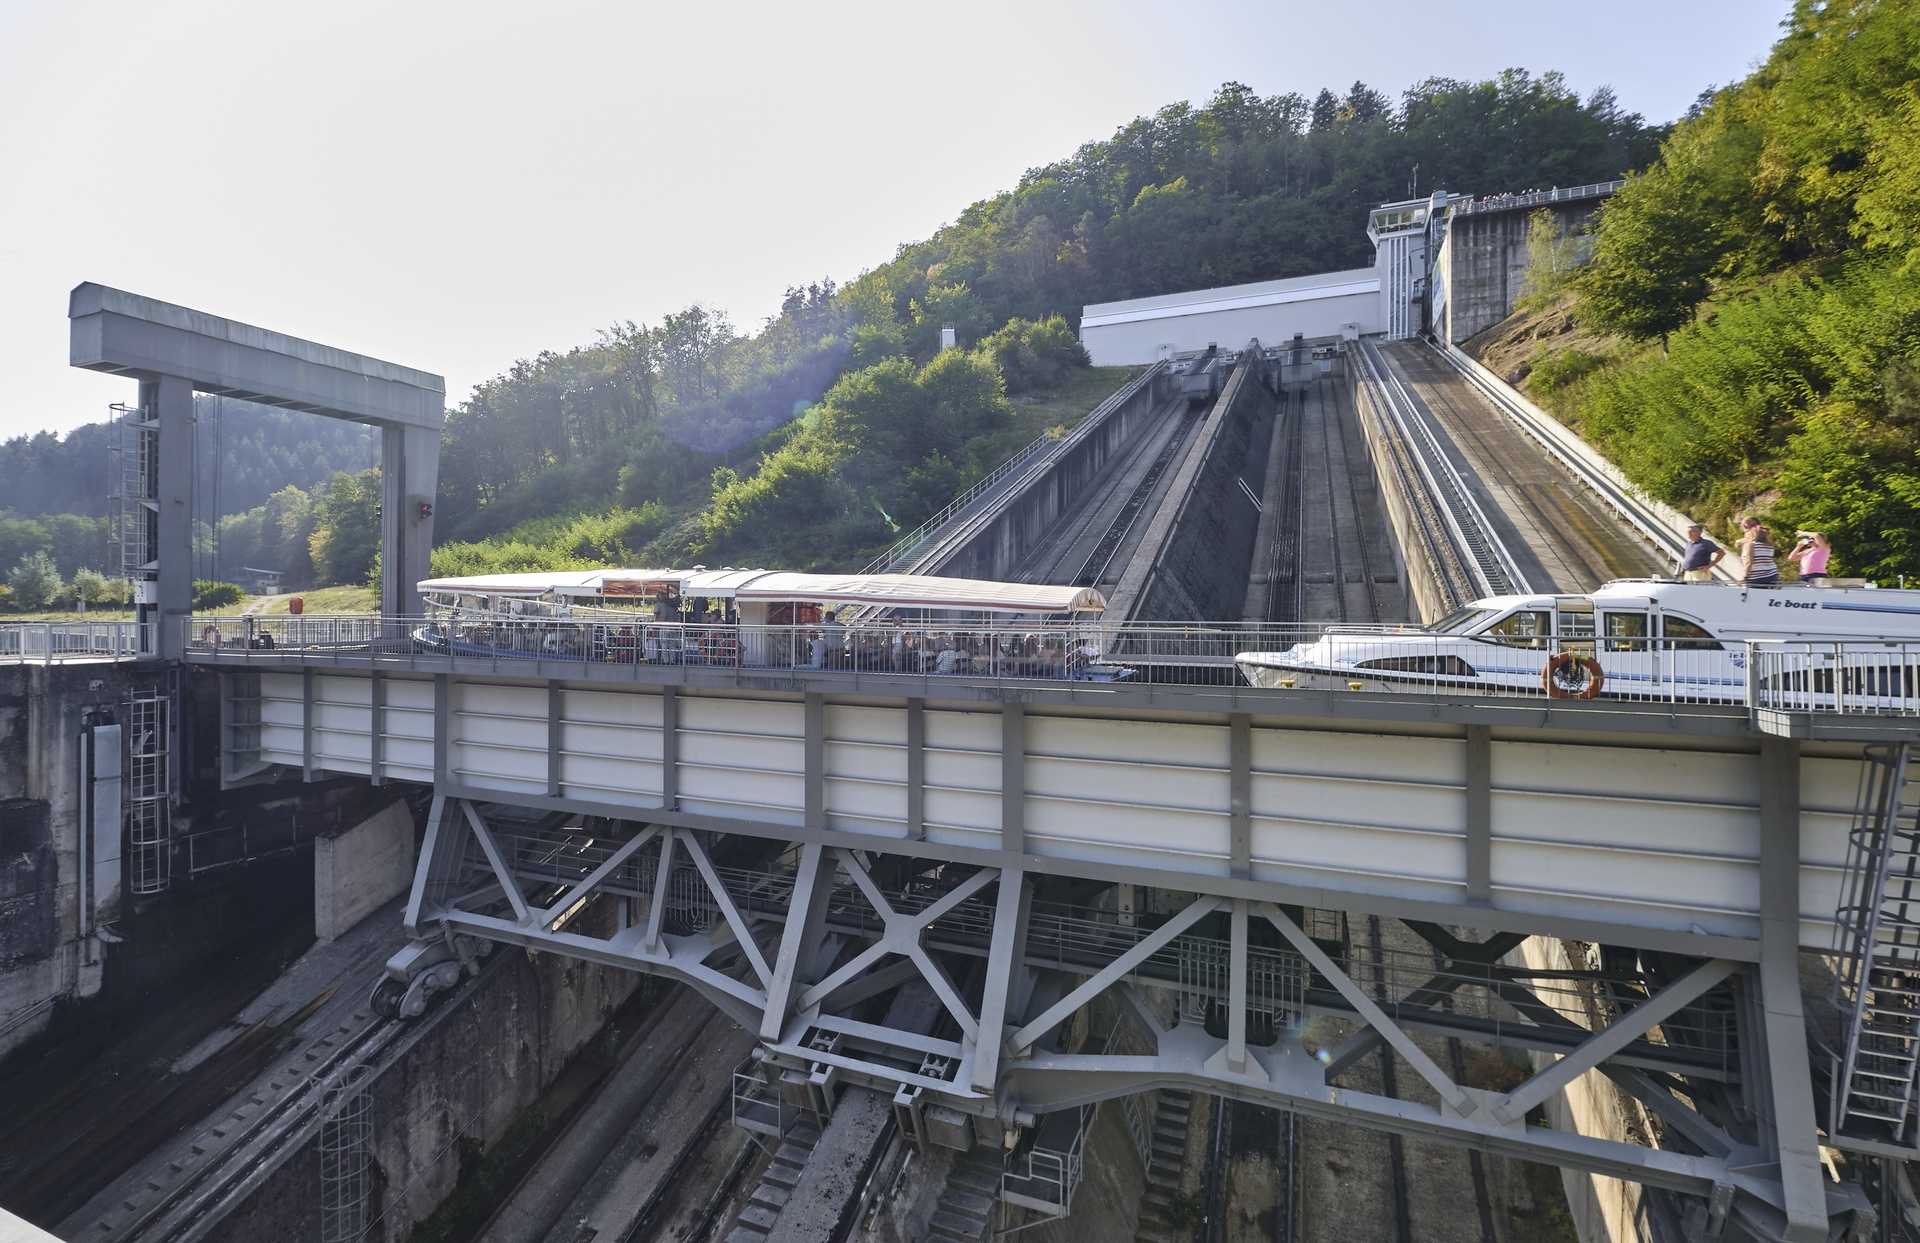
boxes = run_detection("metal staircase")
[1833,743,1920,1144]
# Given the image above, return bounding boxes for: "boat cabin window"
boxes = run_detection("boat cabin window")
[1480,610,1553,648]
[1660,616,1723,650]
[1423,606,1494,634]
[1602,611,1650,652]
[768,602,823,626]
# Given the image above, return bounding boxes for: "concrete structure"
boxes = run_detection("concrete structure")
[1432,182,1621,343]
[1366,192,1470,341]
[1079,271,1378,365]
[68,283,445,657]
[313,796,417,942]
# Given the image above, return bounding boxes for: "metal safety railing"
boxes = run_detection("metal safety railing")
[1449,181,1625,216]
[1749,643,1920,718]
[185,611,1920,716]
[0,620,150,664]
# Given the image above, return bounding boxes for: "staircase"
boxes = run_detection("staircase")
[722,1116,822,1242]
[1834,744,1920,1144]
[1133,1090,1195,1243]
[926,1150,1001,1242]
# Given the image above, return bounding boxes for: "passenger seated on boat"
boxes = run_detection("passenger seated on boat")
[891,629,906,672]
[541,628,564,656]
[936,636,958,675]
[643,630,660,663]
[809,630,826,669]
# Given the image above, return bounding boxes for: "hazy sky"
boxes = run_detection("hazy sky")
[0,0,1785,440]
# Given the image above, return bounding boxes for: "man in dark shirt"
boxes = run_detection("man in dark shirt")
[1679,525,1725,582]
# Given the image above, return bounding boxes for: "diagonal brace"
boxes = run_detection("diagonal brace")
[462,799,531,924]
[1008,895,1224,1057]
[1256,902,1475,1116]
[540,824,660,929]
[1488,958,1740,1125]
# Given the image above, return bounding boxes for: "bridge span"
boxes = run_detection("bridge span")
[189,636,1907,1240]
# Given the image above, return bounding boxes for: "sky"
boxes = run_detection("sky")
[0,0,1786,441]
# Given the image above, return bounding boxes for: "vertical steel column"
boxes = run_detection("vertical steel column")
[971,869,1029,1092]
[547,681,562,798]
[804,693,825,831]
[368,671,385,786]
[1465,725,1492,904]
[302,668,316,781]
[1002,702,1025,856]
[659,686,678,811]
[906,697,925,840]
[433,674,449,785]
[1758,736,1829,1242]
[1229,714,1251,879]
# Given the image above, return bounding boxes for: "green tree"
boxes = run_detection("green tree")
[8,551,62,610]
[1514,210,1582,312]
[308,468,382,586]
[71,568,124,606]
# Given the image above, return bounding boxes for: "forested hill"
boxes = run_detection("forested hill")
[1491,0,1920,582]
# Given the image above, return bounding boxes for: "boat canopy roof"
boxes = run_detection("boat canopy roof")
[419,568,1106,615]
[733,572,1106,614]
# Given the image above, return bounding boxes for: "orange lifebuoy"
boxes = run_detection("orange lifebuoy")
[1543,652,1603,699]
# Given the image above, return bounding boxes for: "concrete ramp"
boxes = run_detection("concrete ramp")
[1105,343,1279,622]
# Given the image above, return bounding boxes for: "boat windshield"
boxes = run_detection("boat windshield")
[1423,606,1495,634]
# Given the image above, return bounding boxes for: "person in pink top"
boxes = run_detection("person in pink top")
[1789,530,1831,584]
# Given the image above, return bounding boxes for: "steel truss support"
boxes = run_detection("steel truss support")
[380,803,1861,1240]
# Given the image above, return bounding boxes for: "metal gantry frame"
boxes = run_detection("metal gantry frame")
[382,795,1864,1242]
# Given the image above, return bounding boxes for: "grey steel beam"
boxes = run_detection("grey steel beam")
[971,870,1029,1092]
[659,687,678,811]
[433,674,449,784]
[369,670,385,786]
[403,794,450,934]
[547,681,562,798]
[538,825,659,931]
[461,800,531,925]
[761,843,833,1040]
[301,667,315,781]
[1230,713,1251,879]
[677,828,774,986]
[1257,901,1474,1116]
[1486,957,1740,1125]
[1464,724,1491,904]
[642,831,676,955]
[907,697,925,839]
[1002,702,1025,855]
[1008,896,1224,1056]
[804,693,825,830]
[1758,736,1828,1242]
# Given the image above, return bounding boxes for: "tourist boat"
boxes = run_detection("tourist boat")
[1235,579,1920,703]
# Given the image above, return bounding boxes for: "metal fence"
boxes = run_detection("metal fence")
[186,613,1920,715]
[0,620,149,663]
[1449,181,1625,216]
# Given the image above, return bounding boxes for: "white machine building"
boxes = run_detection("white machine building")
[1078,191,1467,363]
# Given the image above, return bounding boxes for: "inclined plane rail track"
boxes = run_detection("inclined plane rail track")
[120,1008,408,1243]
[1355,341,1527,599]
[1391,342,1669,591]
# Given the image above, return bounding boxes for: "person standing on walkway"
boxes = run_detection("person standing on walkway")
[1678,525,1725,582]
[1789,530,1831,584]
[1739,518,1781,585]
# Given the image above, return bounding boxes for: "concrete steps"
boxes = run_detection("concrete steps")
[926,1150,1002,1242]
[1133,1091,1194,1243]
[722,1117,821,1243]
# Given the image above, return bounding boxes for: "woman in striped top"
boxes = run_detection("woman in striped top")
[1741,521,1781,585]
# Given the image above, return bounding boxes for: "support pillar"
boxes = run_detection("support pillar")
[381,423,440,619]
[1758,736,1828,1242]
[145,374,194,661]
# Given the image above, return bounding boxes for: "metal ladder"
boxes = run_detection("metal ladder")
[1833,743,1920,1141]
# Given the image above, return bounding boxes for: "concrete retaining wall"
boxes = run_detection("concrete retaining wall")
[1348,370,1458,624]
[1440,202,1604,343]
[314,798,415,942]
[917,366,1175,581]
[1110,347,1279,622]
